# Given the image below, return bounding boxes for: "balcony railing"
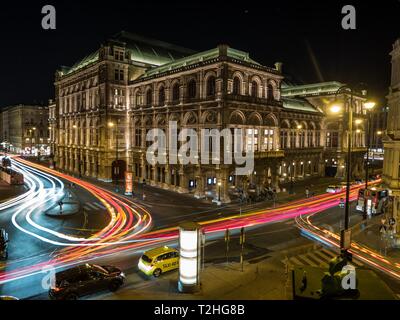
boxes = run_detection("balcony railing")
[255,150,285,159]
[225,94,282,107]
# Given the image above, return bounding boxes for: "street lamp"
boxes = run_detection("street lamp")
[354,119,363,125]
[289,161,295,195]
[376,131,383,150]
[363,101,376,220]
[109,120,120,192]
[330,84,375,258]
[217,181,222,202]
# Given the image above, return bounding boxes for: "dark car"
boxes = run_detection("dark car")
[49,264,125,300]
[0,229,9,260]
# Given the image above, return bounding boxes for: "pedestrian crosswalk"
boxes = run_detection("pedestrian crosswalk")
[282,248,364,269]
[83,202,107,211]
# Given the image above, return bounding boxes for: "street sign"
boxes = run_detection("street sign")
[340,229,351,250]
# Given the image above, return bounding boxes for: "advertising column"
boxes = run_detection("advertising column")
[178,222,201,293]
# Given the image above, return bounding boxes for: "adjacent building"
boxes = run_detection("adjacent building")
[0,104,50,155]
[383,38,400,233]
[282,81,368,180]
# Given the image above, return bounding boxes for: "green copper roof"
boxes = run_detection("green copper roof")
[63,51,99,75]
[281,81,344,97]
[115,31,195,66]
[282,97,321,114]
[61,31,195,76]
[143,47,260,77]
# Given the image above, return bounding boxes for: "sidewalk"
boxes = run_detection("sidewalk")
[0,179,26,202]
[352,215,400,259]
[90,257,290,300]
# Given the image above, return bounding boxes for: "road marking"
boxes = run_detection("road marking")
[84,203,98,210]
[284,248,364,269]
[320,249,337,259]
[313,251,333,265]
[286,257,303,266]
[83,209,88,230]
[92,202,106,210]
[298,254,320,267]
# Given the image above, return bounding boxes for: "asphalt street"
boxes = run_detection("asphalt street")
[1,160,398,300]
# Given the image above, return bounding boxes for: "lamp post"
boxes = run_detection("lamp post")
[376,131,383,150]
[217,181,222,202]
[109,120,120,192]
[363,102,376,219]
[330,84,375,257]
[32,127,37,155]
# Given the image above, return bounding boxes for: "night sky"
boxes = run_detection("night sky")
[0,0,399,108]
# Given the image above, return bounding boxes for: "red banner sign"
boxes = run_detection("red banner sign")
[125,171,133,195]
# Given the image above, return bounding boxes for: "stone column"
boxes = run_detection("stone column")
[217,167,231,204]
[59,149,64,170]
[194,166,205,199]
[150,166,156,186]
[163,164,171,189]
[85,153,90,176]
[177,166,189,193]
[141,156,146,182]
[336,158,345,178]
[318,160,325,177]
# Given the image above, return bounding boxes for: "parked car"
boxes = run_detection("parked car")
[326,185,345,194]
[0,229,9,260]
[0,295,19,300]
[49,264,125,300]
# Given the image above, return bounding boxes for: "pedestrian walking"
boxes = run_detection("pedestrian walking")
[305,187,310,198]
[58,200,64,214]
[300,270,307,292]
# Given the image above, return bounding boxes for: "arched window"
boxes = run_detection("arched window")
[233,77,241,95]
[267,84,274,101]
[172,83,180,101]
[146,89,152,106]
[158,87,165,105]
[135,92,141,107]
[251,81,258,97]
[280,130,288,149]
[187,79,197,99]
[307,131,313,147]
[206,76,216,96]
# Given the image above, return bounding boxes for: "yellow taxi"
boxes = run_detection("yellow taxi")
[138,246,179,277]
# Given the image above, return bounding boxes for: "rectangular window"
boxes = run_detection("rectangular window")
[135,129,141,147]
[326,132,331,147]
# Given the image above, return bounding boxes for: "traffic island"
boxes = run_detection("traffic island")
[45,190,80,217]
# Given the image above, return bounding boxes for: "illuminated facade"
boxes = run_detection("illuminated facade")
[0,104,50,155]
[54,32,195,181]
[383,38,400,233]
[282,82,368,180]
[54,31,365,202]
